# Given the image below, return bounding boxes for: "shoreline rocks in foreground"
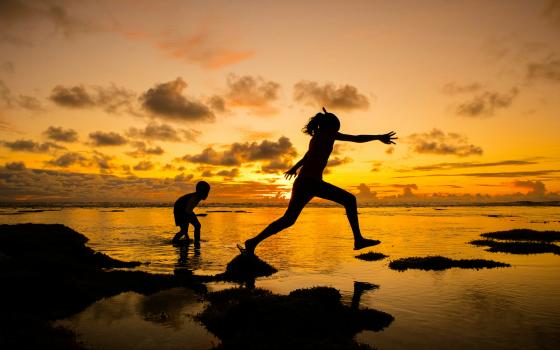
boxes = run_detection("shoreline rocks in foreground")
[0,224,204,349]
[198,287,393,350]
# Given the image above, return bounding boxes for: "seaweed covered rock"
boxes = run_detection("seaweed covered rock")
[355,252,388,261]
[470,239,560,255]
[481,229,560,242]
[470,228,560,255]
[389,256,510,271]
[222,253,278,282]
[198,286,394,349]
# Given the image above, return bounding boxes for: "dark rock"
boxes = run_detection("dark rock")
[480,229,560,242]
[355,252,388,261]
[388,256,510,271]
[470,239,560,255]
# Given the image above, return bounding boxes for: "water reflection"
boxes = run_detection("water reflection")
[56,288,218,350]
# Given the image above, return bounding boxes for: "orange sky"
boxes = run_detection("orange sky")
[1,0,559,203]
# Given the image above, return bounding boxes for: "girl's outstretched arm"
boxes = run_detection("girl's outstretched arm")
[336,131,397,144]
[284,152,307,180]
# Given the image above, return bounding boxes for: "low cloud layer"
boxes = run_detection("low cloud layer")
[181,136,297,173]
[0,139,64,153]
[43,126,79,143]
[46,152,87,167]
[140,78,214,122]
[408,129,483,157]
[223,74,281,114]
[50,84,137,115]
[126,141,164,158]
[1,80,43,111]
[88,131,128,147]
[527,57,560,83]
[127,122,200,142]
[410,160,537,171]
[293,80,369,111]
[456,88,519,117]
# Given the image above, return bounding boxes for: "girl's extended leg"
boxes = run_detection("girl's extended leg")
[315,181,380,249]
[245,180,314,255]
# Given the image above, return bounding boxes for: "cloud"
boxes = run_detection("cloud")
[410,160,538,171]
[127,122,199,142]
[133,160,155,171]
[527,57,560,83]
[208,95,226,113]
[542,0,560,25]
[126,141,164,158]
[91,151,115,173]
[396,169,560,179]
[4,161,25,171]
[293,80,370,111]
[1,80,43,111]
[1,61,15,74]
[408,129,483,157]
[46,152,87,168]
[155,32,254,69]
[393,184,418,198]
[88,131,128,146]
[385,147,395,155]
[324,156,352,172]
[455,87,519,117]
[140,78,214,122]
[0,0,100,45]
[50,84,137,114]
[201,168,240,179]
[0,139,65,153]
[441,82,483,95]
[223,74,281,114]
[50,85,94,107]
[43,126,79,143]
[181,136,297,173]
[356,183,377,201]
[513,180,546,197]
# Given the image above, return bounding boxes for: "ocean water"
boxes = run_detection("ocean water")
[2,205,560,350]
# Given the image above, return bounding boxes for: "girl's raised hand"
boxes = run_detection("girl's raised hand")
[379,131,397,145]
[284,168,297,180]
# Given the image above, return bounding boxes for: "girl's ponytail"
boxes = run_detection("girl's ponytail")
[302,113,323,136]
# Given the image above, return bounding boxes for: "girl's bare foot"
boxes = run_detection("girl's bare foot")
[354,238,381,250]
[244,239,256,255]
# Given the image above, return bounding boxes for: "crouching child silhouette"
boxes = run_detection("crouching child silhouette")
[172,181,210,244]
[241,108,397,256]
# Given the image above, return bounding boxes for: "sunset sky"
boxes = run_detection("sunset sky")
[1,0,559,203]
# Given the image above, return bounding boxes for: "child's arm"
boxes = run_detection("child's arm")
[284,152,308,180]
[335,131,397,144]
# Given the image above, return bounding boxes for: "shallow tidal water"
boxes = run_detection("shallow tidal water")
[2,205,560,350]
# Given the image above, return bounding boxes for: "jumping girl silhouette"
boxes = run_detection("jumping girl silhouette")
[242,108,397,255]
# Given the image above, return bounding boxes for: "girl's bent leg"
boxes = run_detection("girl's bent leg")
[315,181,380,249]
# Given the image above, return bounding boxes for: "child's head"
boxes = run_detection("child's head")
[302,107,340,136]
[196,181,210,200]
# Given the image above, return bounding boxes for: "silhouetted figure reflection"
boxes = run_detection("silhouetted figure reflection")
[351,281,378,309]
[175,239,201,272]
[172,181,210,244]
[243,108,397,255]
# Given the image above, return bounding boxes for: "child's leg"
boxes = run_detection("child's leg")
[190,216,201,242]
[315,181,380,249]
[245,183,313,255]
[172,224,189,242]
